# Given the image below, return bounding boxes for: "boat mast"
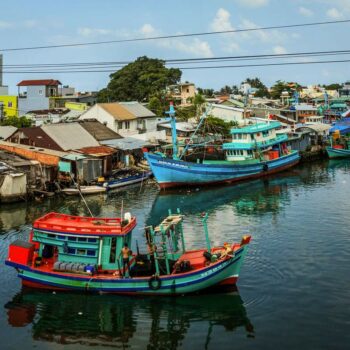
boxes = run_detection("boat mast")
[166,101,179,160]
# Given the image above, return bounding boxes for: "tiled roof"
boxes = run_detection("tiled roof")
[99,103,135,121]
[17,79,62,86]
[77,146,117,156]
[119,102,156,118]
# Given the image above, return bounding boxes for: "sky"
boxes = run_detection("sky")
[1,0,350,94]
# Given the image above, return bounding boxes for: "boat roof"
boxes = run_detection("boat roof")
[231,122,281,134]
[33,212,136,236]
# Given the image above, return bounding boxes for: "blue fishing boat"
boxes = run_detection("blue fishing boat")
[145,104,300,189]
[97,168,152,190]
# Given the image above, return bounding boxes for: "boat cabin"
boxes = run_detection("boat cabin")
[223,122,289,162]
[8,212,137,274]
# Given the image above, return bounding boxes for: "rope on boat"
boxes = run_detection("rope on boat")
[69,173,93,217]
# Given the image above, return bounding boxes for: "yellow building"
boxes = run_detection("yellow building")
[0,96,18,117]
[64,101,88,111]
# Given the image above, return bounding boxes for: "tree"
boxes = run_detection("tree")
[219,85,233,95]
[270,80,289,100]
[97,56,182,102]
[244,77,270,98]
[0,115,32,128]
[323,83,342,91]
[203,116,237,137]
[197,88,215,97]
[148,96,164,117]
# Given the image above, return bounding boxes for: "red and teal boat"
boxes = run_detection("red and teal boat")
[6,211,251,295]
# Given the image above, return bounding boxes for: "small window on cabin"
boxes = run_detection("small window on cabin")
[48,234,56,238]
[77,249,86,255]
[78,237,87,242]
[68,248,76,254]
[262,131,269,137]
[57,235,66,240]
[109,237,117,263]
[68,236,77,241]
[88,238,97,243]
[240,150,244,155]
[87,250,96,256]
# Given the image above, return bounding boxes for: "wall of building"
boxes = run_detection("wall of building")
[18,85,50,114]
[211,105,245,123]
[0,96,18,117]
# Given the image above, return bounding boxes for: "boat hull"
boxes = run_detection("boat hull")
[326,147,350,159]
[104,172,152,190]
[144,151,300,189]
[62,186,107,196]
[6,246,248,295]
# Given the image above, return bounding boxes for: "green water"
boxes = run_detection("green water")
[1,160,350,349]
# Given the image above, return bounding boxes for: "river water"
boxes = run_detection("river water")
[1,160,350,350]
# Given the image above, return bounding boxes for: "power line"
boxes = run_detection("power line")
[3,48,350,70]
[1,19,350,52]
[3,58,350,73]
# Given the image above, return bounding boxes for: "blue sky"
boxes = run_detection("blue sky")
[1,0,350,94]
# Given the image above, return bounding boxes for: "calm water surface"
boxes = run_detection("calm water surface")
[1,160,350,350]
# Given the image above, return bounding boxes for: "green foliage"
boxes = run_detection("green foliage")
[148,96,164,117]
[197,88,215,97]
[97,56,182,102]
[269,80,302,100]
[323,83,342,91]
[0,115,32,128]
[203,116,237,137]
[176,105,196,121]
[244,77,270,98]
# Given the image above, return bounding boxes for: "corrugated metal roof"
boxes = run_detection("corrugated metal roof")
[17,79,62,86]
[296,123,331,133]
[41,123,99,151]
[14,127,63,151]
[78,120,122,140]
[0,126,17,140]
[99,103,135,121]
[101,137,150,150]
[119,102,156,118]
[62,154,87,161]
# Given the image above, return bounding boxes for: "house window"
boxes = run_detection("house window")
[125,121,130,129]
[118,122,123,129]
[39,90,43,95]
[8,102,12,107]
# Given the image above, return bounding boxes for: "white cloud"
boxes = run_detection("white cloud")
[273,46,287,55]
[234,0,269,8]
[140,24,156,36]
[0,21,13,29]
[326,7,343,19]
[299,7,314,17]
[77,27,112,38]
[210,8,234,32]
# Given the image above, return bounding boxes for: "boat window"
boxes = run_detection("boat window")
[262,131,269,137]
[68,248,76,254]
[57,235,66,240]
[87,250,96,256]
[68,236,77,241]
[240,150,244,155]
[78,237,87,242]
[77,249,86,255]
[88,238,97,243]
[109,237,117,263]
[48,234,56,238]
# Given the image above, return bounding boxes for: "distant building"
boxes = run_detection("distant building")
[79,102,157,137]
[339,82,350,97]
[166,82,196,105]
[0,95,18,118]
[210,104,251,124]
[17,79,62,114]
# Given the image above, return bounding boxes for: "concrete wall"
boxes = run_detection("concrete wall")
[211,105,245,123]
[18,85,50,114]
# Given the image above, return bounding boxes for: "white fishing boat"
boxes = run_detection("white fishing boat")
[61,185,107,196]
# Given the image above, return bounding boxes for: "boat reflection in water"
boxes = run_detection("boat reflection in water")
[5,286,254,348]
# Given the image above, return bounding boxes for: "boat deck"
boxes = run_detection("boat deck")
[33,212,136,235]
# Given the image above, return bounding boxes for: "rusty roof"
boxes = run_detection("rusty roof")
[99,103,136,121]
[17,79,62,86]
[77,145,117,156]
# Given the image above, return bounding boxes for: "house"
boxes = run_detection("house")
[210,104,251,124]
[166,82,196,105]
[25,108,71,126]
[17,79,62,114]
[157,121,196,143]
[41,123,100,151]
[7,127,63,151]
[0,126,17,140]
[79,102,157,137]
[0,95,18,118]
